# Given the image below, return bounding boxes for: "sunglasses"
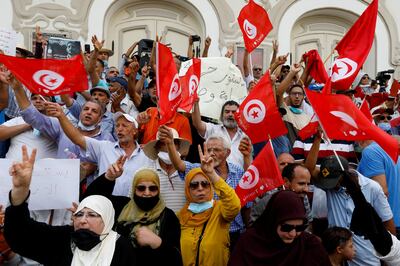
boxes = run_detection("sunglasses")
[280,223,308,233]
[362,76,369,79]
[379,115,392,120]
[136,185,158,192]
[189,180,211,190]
[253,68,262,71]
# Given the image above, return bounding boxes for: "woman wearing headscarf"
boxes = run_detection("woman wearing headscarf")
[83,156,182,266]
[4,146,136,266]
[179,144,241,266]
[229,190,331,266]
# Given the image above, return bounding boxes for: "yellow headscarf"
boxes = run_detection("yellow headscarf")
[178,168,214,226]
[117,168,166,244]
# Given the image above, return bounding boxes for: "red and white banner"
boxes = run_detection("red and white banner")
[235,141,284,207]
[306,89,398,162]
[303,50,328,84]
[237,0,273,53]
[156,43,182,124]
[235,72,287,143]
[330,0,378,91]
[0,54,88,96]
[179,58,201,112]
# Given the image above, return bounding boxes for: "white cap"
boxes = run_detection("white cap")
[113,112,138,128]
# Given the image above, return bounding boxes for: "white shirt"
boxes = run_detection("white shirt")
[83,137,152,196]
[2,117,57,160]
[120,95,139,118]
[203,123,246,168]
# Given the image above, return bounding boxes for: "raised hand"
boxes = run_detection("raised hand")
[198,143,214,177]
[141,63,150,78]
[205,36,212,47]
[9,146,37,191]
[158,125,173,145]
[136,110,151,125]
[272,40,279,54]
[44,102,64,118]
[275,53,289,65]
[238,137,252,157]
[91,35,104,51]
[105,155,127,181]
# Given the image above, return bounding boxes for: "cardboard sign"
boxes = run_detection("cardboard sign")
[0,159,80,210]
[180,57,248,120]
[0,28,17,56]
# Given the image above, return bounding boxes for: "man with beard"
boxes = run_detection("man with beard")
[192,100,248,168]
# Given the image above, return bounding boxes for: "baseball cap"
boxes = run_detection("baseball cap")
[315,155,349,190]
[108,76,128,91]
[90,83,111,98]
[113,112,138,128]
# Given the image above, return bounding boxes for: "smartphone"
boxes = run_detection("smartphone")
[84,44,91,54]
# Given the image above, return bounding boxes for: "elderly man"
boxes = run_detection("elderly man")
[48,108,151,196]
[161,127,251,250]
[192,99,251,169]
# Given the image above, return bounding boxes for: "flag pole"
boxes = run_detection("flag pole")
[304,90,345,171]
[323,48,336,65]
[249,52,254,79]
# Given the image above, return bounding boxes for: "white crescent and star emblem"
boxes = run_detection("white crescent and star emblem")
[168,73,181,101]
[32,70,64,90]
[243,19,257,40]
[243,99,266,124]
[330,58,358,82]
[239,165,260,189]
[188,75,199,96]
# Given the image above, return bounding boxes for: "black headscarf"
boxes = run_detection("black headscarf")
[229,190,331,266]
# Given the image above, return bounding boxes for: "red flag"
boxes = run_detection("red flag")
[156,43,182,124]
[235,141,284,207]
[237,0,273,53]
[298,113,319,140]
[0,54,88,96]
[179,58,201,112]
[390,79,399,97]
[306,89,398,162]
[303,50,328,84]
[359,99,373,122]
[235,72,287,143]
[330,0,378,91]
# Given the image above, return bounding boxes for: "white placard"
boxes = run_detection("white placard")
[180,57,248,120]
[0,28,17,56]
[0,159,80,210]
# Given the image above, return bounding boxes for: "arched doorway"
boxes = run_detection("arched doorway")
[103,0,206,67]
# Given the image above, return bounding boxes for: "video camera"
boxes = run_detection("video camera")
[137,39,154,78]
[376,69,394,87]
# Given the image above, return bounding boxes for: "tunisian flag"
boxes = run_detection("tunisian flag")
[235,141,284,207]
[235,72,287,143]
[156,43,182,124]
[179,58,201,112]
[298,113,319,140]
[306,89,398,162]
[330,0,378,91]
[303,50,328,84]
[0,54,88,96]
[237,0,273,53]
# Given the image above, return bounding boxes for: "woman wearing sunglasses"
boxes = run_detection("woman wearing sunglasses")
[4,146,136,265]
[84,156,182,266]
[179,145,241,266]
[229,190,331,266]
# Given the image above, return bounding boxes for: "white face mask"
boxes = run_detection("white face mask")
[77,120,98,132]
[158,151,180,165]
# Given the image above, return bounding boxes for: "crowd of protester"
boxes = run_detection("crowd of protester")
[0,23,400,266]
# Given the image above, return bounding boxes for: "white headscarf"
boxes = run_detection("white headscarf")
[71,195,118,266]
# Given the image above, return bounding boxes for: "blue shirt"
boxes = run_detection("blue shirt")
[180,161,246,233]
[325,172,393,266]
[358,142,400,227]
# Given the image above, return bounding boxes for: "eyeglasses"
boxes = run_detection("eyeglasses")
[189,180,211,190]
[289,92,304,97]
[73,211,102,220]
[136,185,159,192]
[379,115,392,120]
[362,76,369,80]
[280,223,308,233]
[253,68,262,71]
[207,147,225,153]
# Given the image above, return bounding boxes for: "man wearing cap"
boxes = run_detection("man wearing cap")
[142,125,190,212]
[108,76,139,118]
[55,110,152,196]
[97,47,113,78]
[357,139,400,238]
[311,155,395,266]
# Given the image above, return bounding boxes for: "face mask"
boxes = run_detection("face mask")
[289,106,303,114]
[158,151,180,165]
[133,194,159,211]
[188,200,214,214]
[378,122,391,132]
[71,229,102,251]
[77,120,98,132]
[102,60,108,68]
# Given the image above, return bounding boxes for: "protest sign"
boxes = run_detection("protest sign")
[0,28,17,56]
[46,37,81,59]
[0,159,80,210]
[180,57,247,120]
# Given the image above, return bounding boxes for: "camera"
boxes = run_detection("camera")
[376,69,394,87]
[191,35,201,42]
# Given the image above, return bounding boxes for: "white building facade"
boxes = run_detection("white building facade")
[1,0,400,77]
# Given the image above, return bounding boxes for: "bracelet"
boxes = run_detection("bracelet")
[9,190,31,206]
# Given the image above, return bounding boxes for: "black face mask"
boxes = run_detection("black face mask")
[71,229,101,251]
[134,194,159,211]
